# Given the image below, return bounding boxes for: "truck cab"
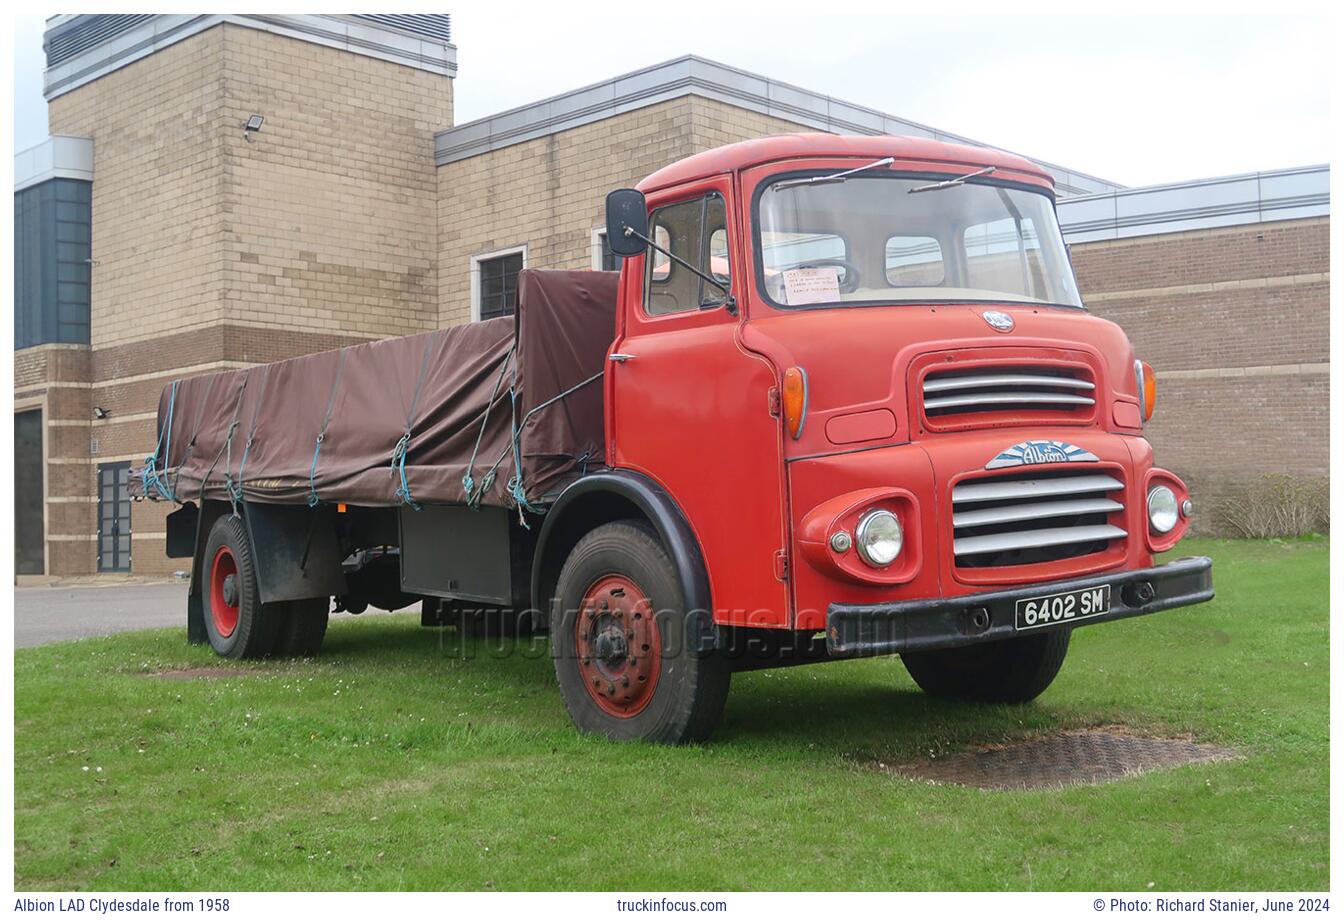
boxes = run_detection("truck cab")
[551,134,1212,739]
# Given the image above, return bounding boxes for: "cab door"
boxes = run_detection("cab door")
[607,175,790,628]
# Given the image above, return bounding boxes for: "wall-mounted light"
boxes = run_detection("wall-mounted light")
[243,114,265,141]
[93,406,110,420]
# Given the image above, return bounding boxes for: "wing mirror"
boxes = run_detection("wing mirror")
[605,188,649,258]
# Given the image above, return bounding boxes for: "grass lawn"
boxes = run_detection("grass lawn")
[14,538,1328,891]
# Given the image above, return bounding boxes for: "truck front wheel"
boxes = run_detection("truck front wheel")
[551,521,730,743]
[201,515,282,660]
[901,630,1070,703]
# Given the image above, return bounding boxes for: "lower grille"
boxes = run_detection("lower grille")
[952,469,1126,568]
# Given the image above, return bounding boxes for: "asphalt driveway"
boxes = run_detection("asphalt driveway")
[13,583,189,648]
[13,583,401,648]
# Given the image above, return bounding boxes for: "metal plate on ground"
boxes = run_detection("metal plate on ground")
[889,729,1237,790]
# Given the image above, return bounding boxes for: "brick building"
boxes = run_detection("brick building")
[13,14,1329,579]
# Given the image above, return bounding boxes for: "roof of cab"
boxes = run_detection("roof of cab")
[636,133,1054,193]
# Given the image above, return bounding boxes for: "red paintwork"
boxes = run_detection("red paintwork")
[575,574,661,717]
[209,546,239,638]
[609,135,1190,629]
[824,408,897,445]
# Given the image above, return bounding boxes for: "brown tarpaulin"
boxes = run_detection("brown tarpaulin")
[137,270,618,510]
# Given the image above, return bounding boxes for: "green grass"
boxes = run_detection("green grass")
[14,538,1328,891]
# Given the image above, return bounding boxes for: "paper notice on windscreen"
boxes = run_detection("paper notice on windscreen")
[782,267,841,305]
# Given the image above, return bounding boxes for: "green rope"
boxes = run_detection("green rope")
[141,380,179,501]
[504,368,605,526]
[307,351,347,509]
[391,332,439,510]
[462,346,515,505]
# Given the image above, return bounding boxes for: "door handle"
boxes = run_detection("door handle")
[609,353,637,363]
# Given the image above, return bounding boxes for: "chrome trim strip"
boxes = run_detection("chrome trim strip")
[954,524,1128,556]
[925,392,1095,410]
[952,474,1124,504]
[923,373,1095,393]
[952,497,1124,528]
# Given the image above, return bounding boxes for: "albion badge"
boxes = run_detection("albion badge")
[982,310,1014,332]
[986,440,1099,470]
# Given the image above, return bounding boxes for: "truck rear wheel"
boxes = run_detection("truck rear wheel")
[901,630,1070,703]
[274,598,329,657]
[551,521,730,744]
[202,514,282,659]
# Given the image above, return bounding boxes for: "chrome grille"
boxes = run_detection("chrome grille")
[923,366,1095,418]
[952,469,1126,568]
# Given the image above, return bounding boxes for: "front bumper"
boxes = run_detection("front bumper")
[826,556,1213,658]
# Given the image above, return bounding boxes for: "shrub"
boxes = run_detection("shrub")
[1213,475,1328,539]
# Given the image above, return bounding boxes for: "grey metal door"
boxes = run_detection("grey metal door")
[14,410,44,575]
[97,462,132,572]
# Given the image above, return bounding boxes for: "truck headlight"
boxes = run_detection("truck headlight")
[855,509,903,567]
[1147,485,1179,534]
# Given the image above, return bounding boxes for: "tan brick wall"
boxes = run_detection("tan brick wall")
[48,28,229,353]
[221,25,451,341]
[37,22,453,576]
[1072,218,1330,527]
[435,95,809,327]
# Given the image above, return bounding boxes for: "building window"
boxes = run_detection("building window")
[471,246,527,321]
[14,178,92,349]
[592,229,620,272]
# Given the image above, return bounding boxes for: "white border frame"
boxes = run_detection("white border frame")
[469,244,529,322]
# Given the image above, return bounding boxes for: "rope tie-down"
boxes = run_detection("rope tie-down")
[461,346,516,508]
[198,379,248,507]
[141,379,180,501]
[460,352,605,527]
[306,350,347,509]
[389,332,441,511]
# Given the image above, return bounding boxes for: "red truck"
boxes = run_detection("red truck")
[142,134,1213,744]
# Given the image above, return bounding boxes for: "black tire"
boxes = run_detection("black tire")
[901,629,1071,703]
[200,514,283,660]
[551,520,730,744]
[274,597,330,657]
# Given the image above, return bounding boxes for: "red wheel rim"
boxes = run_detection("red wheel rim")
[574,574,661,718]
[209,546,240,638]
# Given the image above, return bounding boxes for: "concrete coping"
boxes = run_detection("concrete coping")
[42,14,457,100]
[433,54,1122,198]
[1060,164,1329,243]
[14,135,93,192]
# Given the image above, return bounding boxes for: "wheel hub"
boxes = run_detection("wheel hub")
[574,575,660,718]
[209,546,241,639]
[221,573,239,608]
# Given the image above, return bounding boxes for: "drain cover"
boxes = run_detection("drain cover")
[891,729,1236,790]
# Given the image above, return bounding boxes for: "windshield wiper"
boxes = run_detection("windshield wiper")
[772,157,894,192]
[908,165,997,194]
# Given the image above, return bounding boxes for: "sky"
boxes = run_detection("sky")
[13,12,1329,189]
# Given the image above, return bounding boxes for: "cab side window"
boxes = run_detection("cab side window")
[645,193,731,316]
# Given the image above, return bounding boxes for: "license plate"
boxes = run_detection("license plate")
[1015,584,1111,631]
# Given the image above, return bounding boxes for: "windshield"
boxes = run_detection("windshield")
[756,173,1083,309]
